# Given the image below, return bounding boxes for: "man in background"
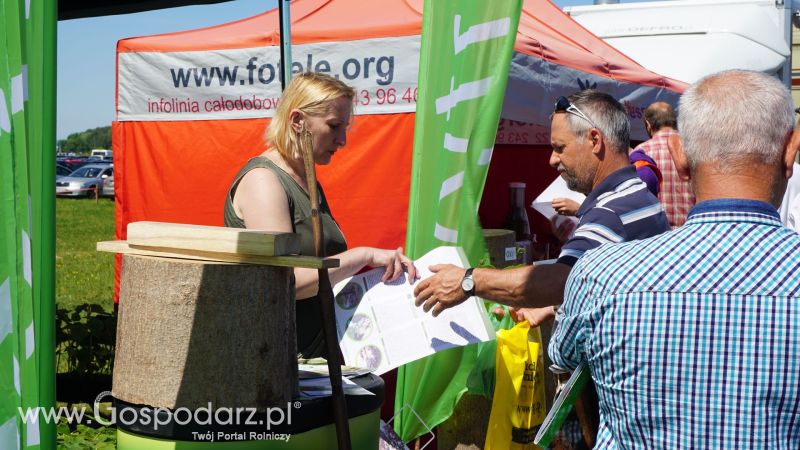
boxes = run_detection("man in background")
[636,101,694,227]
[550,70,800,448]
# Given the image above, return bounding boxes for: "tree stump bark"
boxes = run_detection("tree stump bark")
[483,229,516,269]
[437,393,493,450]
[113,254,296,411]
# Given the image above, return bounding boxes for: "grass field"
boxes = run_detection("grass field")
[56,197,116,312]
[56,196,118,447]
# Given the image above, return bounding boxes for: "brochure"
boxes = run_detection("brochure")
[333,246,495,375]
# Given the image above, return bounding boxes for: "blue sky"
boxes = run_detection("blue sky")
[56,0,624,139]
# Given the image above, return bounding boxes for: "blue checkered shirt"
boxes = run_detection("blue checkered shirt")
[549,199,800,449]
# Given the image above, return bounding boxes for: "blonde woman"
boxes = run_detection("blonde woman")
[224,72,416,358]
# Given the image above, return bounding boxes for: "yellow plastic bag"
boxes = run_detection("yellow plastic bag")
[485,321,547,450]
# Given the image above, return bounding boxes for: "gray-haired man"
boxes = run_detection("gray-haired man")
[550,70,800,448]
[414,90,670,323]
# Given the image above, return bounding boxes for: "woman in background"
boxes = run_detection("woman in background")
[224,72,416,358]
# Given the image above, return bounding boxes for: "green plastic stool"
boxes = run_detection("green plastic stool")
[115,374,384,450]
[117,410,380,450]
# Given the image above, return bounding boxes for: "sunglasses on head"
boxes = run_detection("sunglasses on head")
[554,96,598,129]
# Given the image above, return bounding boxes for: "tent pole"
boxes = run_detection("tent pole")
[278,0,293,89]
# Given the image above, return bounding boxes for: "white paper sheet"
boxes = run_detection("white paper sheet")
[334,246,495,375]
[531,175,585,228]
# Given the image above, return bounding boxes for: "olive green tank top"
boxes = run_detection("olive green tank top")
[223,156,347,358]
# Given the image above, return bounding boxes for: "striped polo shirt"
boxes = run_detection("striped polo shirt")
[550,199,800,449]
[557,165,670,266]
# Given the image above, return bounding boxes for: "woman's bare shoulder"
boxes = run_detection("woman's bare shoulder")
[236,166,285,202]
[240,165,280,185]
[232,164,288,217]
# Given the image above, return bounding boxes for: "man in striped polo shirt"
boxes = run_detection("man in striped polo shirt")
[550,70,800,448]
[414,90,669,320]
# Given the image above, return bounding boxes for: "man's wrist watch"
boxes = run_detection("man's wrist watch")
[461,268,475,297]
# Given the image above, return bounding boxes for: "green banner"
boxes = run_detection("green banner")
[395,0,521,441]
[33,1,58,447]
[0,0,55,448]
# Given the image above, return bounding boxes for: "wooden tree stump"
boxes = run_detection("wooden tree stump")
[483,229,516,269]
[437,393,493,450]
[113,254,296,411]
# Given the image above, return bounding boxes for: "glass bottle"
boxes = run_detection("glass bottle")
[503,182,534,264]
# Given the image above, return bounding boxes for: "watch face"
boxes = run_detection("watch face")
[461,277,475,292]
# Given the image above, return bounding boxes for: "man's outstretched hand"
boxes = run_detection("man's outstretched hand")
[413,264,470,317]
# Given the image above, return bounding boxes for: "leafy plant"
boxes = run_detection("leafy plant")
[57,419,116,450]
[56,303,116,375]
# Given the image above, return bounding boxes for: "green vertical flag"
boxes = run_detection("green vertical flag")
[36,1,58,446]
[0,0,55,448]
[27,0,58,447]
[395,0,522,441]
[25,1,58,447]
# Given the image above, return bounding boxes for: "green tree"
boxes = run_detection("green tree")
[59,126,111,154]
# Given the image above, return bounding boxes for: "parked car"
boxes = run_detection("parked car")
[57,156,90,171]
[56,163,72,178]
[56,163,113,197]
[101,174,114,198]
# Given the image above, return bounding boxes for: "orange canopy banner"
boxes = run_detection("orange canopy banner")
[113,0,685,297]
[113,0,687,442]
[111,113,414,296]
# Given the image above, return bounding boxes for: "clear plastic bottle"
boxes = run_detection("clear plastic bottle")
[503,182,534,264]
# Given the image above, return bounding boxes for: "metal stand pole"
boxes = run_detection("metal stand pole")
[278,0,293,90]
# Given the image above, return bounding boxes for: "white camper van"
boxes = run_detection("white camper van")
[90,149,113,161]
[564,0,795,86]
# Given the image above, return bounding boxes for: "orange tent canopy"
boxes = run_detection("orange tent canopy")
[119,0,682,89]
[113,0,684,299]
